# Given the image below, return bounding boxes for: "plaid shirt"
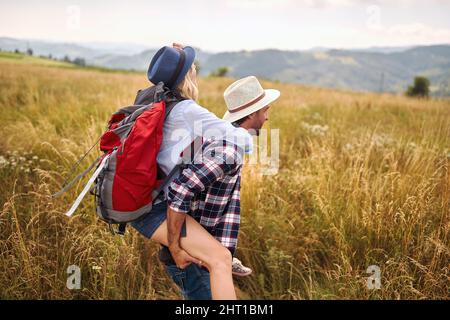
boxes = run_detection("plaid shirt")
[167,138,245,255]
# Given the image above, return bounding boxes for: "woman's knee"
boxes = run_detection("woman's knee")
[206,246,232,272]
[181,215,232,271]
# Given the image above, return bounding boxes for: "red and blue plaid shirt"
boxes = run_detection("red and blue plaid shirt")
[167,139,245,255]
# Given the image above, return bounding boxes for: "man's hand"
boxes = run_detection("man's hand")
[166,206,203,269]
[169,246,202,269]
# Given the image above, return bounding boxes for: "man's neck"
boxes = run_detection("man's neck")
[231,121,254,154]
[232,120,252,131]
[239,122,252,131]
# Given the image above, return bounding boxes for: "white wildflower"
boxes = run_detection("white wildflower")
[0,156,8,168]
[302,122,329,136]
[32,156,39,160]
[372,134,394,148]
[343,143,354,152]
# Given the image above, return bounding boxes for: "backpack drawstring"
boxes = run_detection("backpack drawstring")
[64,153,111,217]
[52,154,103,198]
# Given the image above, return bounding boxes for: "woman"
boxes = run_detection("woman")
[130,44,251,299]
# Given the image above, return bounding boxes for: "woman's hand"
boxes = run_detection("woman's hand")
[172,42,184,49]
[169,246,202,269]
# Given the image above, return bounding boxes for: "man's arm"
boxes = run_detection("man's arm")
[166,206,200,269]
[166,141,242,261]
[167,206,185,252]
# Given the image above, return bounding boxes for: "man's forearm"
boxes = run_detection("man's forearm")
[166,206,186,251]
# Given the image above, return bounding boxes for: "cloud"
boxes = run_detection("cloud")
[226,0,355,9]
[302,0,357,8]
[226,0,450,9]
[373,23,450,45]
[388,23,450,38]
[226,0,292,9]
[225,0,383,10]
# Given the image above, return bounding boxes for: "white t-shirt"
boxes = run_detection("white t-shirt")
[157,99,253,175]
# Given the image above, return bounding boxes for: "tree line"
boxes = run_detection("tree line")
[1,47,86,67]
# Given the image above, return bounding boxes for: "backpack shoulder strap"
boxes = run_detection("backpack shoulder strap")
[152,136,203,202]
[164,88,186,119]
[134,82,185,120]
[164,100,180,120]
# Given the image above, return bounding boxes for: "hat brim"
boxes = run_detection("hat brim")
[222,89,280,123]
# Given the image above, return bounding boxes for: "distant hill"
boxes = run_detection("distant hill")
[1,37,449,96]
[88,47,212,72]
[0,37,101,59]
[200,46,450,95]
[0,37,153,59]
[89,50,158,71]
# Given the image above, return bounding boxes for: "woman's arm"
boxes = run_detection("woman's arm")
[183,102,253,154]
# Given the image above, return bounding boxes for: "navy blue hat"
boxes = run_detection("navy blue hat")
[147,46,196,89]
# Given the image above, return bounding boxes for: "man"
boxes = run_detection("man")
[160,76,280,299]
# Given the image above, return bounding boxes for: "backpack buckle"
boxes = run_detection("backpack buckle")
[108,222,126,236]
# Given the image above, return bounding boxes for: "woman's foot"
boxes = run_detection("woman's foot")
[232,257,252,277]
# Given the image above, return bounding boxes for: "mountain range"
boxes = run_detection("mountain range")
[1,37,449,96]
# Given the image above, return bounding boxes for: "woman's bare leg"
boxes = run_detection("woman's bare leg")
[151,215,236,300]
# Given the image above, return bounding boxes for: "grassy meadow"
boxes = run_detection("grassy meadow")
[0,53,449,299]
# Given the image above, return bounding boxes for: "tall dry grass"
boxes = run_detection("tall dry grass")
[0,57,449,299]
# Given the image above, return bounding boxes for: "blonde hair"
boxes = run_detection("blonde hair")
[176,64,199,101]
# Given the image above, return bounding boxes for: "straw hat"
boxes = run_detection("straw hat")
[223,76,280,123]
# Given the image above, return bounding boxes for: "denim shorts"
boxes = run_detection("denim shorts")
[130,201,186,239]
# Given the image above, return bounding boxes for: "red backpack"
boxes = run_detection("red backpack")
[55,83,199,235]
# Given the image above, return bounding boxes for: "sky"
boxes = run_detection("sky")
[1,0,450,52]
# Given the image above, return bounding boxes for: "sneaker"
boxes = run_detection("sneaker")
[232,257,252,277]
